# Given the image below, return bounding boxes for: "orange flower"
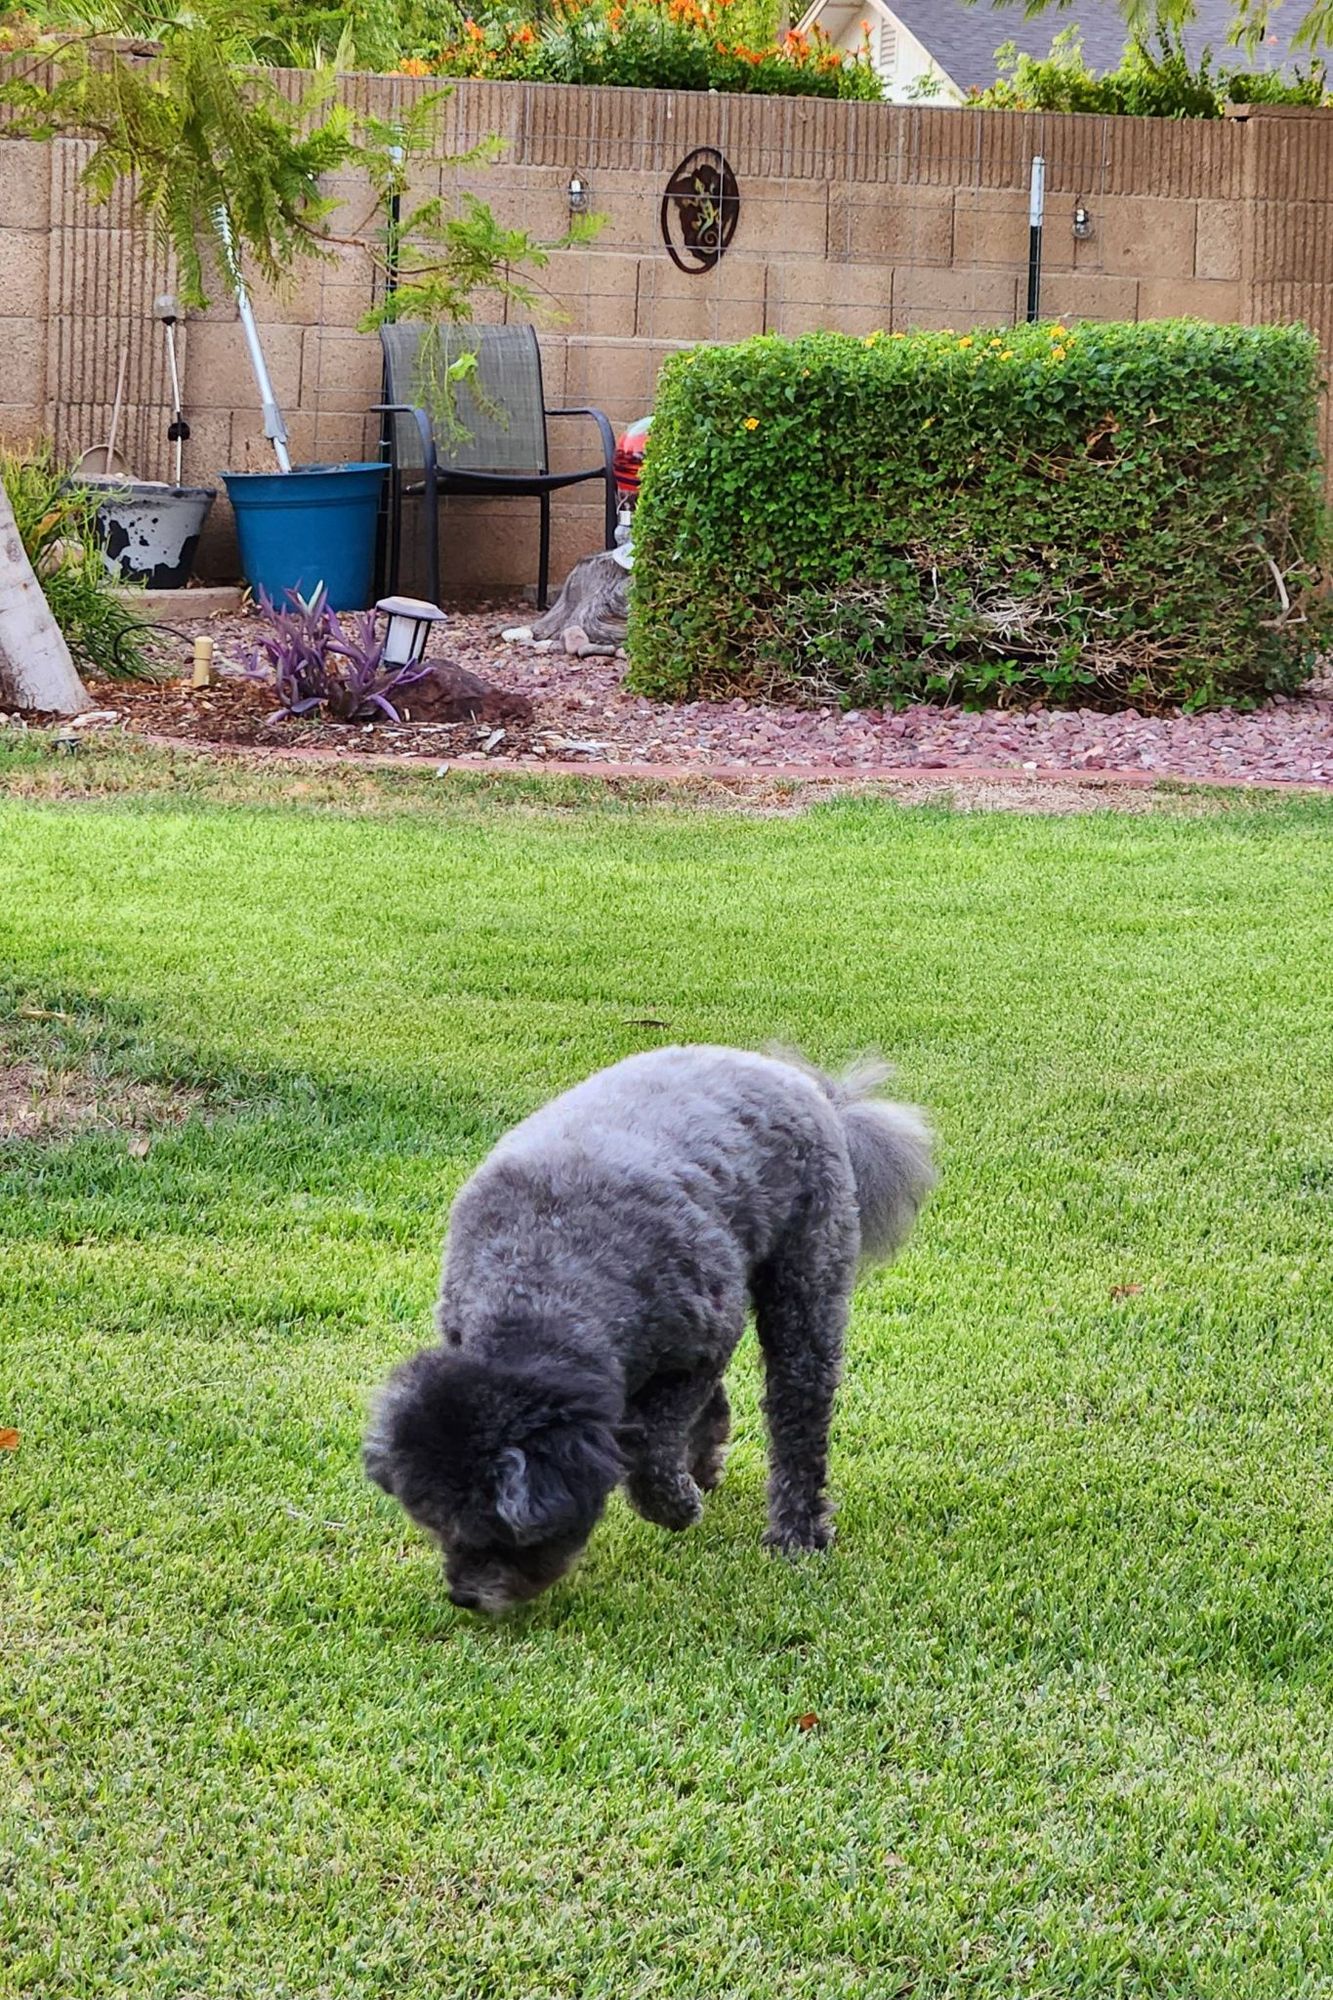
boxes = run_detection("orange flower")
[515,20,536,40]
[464,16,483,39]
[398,55,431,74]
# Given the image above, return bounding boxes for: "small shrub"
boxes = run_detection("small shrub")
[247,588,431,720]
[0,441,155,681]
[407,0,882,100]
[628,319,1331,714]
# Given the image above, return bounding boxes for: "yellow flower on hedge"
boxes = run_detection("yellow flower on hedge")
[1050,323,1068,337]
[1000,349,1014,360]
[1051,344,1067,361]
[957,335,974,349]
[743,417,760,431]
[921,416,934,429]
[989,337,1004,349]
[863,330,884,347]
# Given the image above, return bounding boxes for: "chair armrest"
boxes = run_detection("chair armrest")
[547,405,617,477]
[372,402,437,478]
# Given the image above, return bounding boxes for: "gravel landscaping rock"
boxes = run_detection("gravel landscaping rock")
[68,598,1333,792]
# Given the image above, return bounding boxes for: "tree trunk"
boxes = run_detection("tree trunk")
[0,471,92,715]
[530,549,630,654]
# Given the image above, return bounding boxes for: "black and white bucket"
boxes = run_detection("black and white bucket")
[77,478,216,591]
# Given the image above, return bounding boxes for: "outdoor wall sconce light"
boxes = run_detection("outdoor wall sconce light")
[1073,200,1094,240]
[567,171,590,216]
[375,595,449,667]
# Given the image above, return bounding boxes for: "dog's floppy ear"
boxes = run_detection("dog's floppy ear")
[493,1422,623,1544]
[494,1445,543,1537]
[362,1430,397,1494]
[494,1441,585,1542]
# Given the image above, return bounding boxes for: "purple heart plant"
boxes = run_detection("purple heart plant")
[247,587,434,722]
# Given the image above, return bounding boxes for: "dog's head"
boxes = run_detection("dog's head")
[363,1347,623,1613]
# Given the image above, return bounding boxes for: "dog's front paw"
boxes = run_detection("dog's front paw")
[763,1516,834,1557]
[626,1473,704,1533]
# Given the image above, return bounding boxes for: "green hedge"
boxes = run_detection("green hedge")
[628,320,1331,712]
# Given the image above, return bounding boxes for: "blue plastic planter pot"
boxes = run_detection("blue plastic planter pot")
[222,462,386,612]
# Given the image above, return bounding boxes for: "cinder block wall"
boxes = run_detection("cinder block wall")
[2,82,1329,599]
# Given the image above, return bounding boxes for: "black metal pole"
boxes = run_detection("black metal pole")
[1026,153,1045,324]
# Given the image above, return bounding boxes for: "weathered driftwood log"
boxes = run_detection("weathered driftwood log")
[530,548,630,656]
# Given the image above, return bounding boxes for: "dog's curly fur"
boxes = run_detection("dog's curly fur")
[364,1046,934,1612]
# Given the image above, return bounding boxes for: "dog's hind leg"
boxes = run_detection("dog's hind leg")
[689,1381,731,1492]
[622,1370,718,1531]
[754,1197,858,1554]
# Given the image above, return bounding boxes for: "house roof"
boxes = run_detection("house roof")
[801,0,1307,92]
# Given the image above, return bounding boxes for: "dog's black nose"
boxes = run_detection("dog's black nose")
[449,1587,481,1611]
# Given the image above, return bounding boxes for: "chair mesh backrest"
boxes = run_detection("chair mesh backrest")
[380,323,548,475]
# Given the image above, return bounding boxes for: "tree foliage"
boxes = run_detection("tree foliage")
[973,23,1328,115]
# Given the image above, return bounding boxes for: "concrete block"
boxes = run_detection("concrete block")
[246,261,328,328]
[0,143,51,232]
[560,336,679,420]
[737,182,829,260]
[891,267,1019,332]
[112,582,243,622]
[0,319,46,407]
[1037,273,1141,323]
[828,185,952,267]
[636,290,764,344]
[952,190,1035,272]
[1195,201,1244,282]
[1096,196,1198,278]
[176,410,233,485]
[304,328,380,403]
[1136,277,1243,323]
[193,495,240,585]
[187,321,303,411]
[535,336,568,408]
[540,250,641,338]
[768,301,891,339]
[636,254,765,341]
[445,165,571,246]
[0,230,48,318]
[581,176,664,256]
[638,252,767,303]
[0,403,44,449]
[768,260,891,311]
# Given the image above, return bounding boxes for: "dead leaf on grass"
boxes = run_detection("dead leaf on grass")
[796,1712,819,1732]
[0,1429,20,1451]
[126,1133,151,1158]
[1110,1283,1143,1300]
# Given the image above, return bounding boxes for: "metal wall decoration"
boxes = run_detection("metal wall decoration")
[660,148,739,274]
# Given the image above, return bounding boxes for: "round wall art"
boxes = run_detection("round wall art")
[660,148,740,274]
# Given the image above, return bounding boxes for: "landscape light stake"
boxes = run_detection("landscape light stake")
[1026,154,1045,324]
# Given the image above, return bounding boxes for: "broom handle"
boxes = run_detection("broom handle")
[106,347,128,464]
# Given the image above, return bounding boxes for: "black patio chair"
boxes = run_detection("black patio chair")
[375,322,617,609]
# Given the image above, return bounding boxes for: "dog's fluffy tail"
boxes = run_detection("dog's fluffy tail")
[780,1052,936,1262]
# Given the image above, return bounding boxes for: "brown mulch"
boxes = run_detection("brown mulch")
[9,597,1333,797]
[92,668,548,765]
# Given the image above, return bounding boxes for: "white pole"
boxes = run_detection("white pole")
[214,206,292,473]
[1026,154,1046,324]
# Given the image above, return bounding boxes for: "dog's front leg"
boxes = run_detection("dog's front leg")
[621,1370,719,1531]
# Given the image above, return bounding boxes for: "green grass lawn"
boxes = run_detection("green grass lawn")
[4,743,1333,1999]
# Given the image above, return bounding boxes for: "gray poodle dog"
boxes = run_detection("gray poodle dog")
[364,1046,934,1612]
